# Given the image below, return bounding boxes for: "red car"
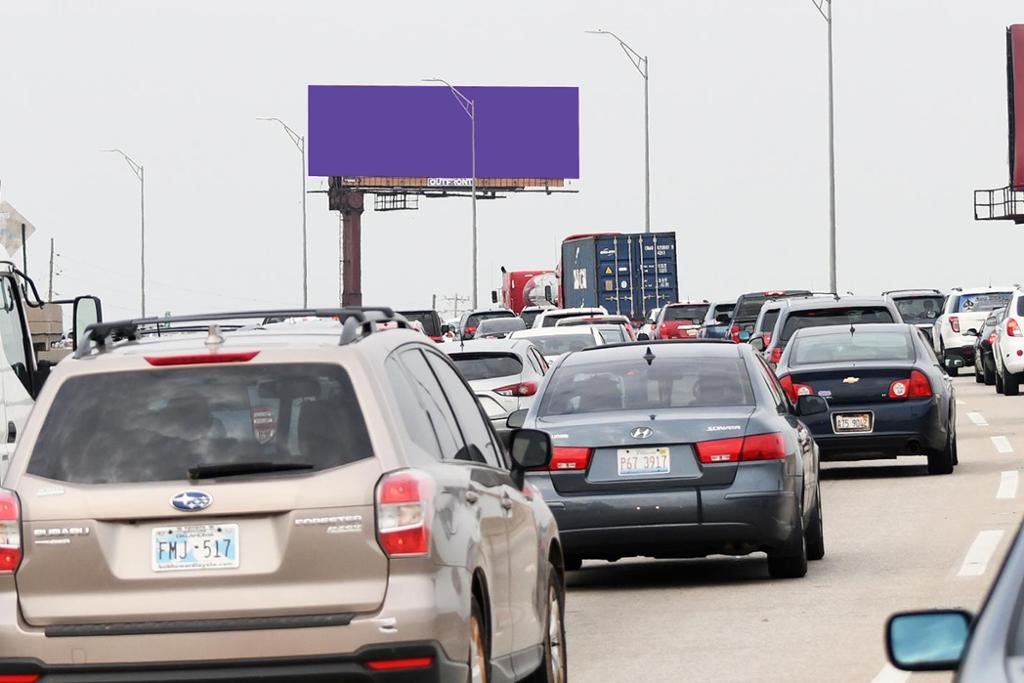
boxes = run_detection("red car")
[654,301,711,339]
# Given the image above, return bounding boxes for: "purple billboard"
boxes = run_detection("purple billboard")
[308,85,579,180]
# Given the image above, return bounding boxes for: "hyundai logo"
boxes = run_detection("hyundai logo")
[630,427,654,440]
[170,490,212,512]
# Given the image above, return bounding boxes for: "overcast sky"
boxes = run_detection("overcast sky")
[1,0,1022,320]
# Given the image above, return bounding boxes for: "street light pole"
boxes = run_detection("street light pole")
[587,29,650,233]
[811,0,838,293]
[257,117,308,308]
[423,78,479,309]
[102,149,145,316]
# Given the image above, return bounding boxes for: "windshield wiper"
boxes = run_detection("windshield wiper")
[188,461,315,480]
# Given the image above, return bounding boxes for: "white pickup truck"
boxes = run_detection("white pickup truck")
[933,287,1014,375]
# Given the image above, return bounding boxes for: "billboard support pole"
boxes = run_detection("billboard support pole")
[340,190,364,307]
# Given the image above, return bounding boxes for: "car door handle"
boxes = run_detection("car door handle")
[6,422,14,444]
[464,490,480,504]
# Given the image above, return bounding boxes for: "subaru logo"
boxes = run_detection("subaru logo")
[630,427,654,440]
[170,490,212,512]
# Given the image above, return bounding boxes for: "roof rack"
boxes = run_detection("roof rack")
[881,289,942,296]
[75,307,410,358]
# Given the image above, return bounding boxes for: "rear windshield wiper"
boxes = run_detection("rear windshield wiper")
[188,461,315,480]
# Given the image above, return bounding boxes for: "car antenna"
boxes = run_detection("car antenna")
[643,346,656,366]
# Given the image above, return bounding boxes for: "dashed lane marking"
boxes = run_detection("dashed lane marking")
[968,412,989,427]
[998,471,1020,500]
[958,530,1005,577]
[993,436,1014,453]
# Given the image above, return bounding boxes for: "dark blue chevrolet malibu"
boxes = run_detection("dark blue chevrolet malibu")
[508,339,825,579]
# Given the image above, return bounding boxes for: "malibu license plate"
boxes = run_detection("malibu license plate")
[152,524,239,572]
[833,412,873,434]
[617,447,671,476]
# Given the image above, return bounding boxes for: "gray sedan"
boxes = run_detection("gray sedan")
[508,339,826,578]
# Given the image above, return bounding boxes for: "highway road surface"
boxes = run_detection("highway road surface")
[565,375,1019,682]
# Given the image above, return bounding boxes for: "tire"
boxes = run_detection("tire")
[523,569,567,683]
[984,357,996,386]
[928,429,955,475]
[563,555,583,572]
[996,366,1005,394]
[768,517,808,579]
[468,595,490,683]
[1006,371,1021,396]
[805,483,825,561]
[975,364,985,383]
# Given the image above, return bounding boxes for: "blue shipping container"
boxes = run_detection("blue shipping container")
[560,232,678,320]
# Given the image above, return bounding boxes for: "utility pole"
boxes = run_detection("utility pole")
[102,149,145,316]
[432,293,437,311]
[443,293,470,318]
[810,0,838,292]
[48,238,54,301]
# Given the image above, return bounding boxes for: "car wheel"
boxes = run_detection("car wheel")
[563,555,583,572]
[1006,372,1021,396]
[524,568,567,683]
[928,429,955,475]
[468,596,490,683]
[975,363,985,383]
[984,357,996,385]
[996,366,1005,393]
[805,484,825,562]
[767,518,808,579]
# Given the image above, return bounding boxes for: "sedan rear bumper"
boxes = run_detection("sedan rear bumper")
[801,397,948,461]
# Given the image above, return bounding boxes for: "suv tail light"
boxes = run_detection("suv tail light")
[779,376,814,402]
[730,324,741,343]
[464,326,477,335]
[494,381,538,397]
[365,657,433,672]
[548,447,592,471]
[888,370,932,399]
[949,315,960,333]
[376,471,432,557]
[0,491,21,573]
[770,346,783,365]
[696,433,786,464]
[762,333,773,347]
[1009,319,1022,337]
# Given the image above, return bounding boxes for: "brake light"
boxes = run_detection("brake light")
[779,376,814,402]
[465,326,477,335]
[989,332,998,346]
[770,346,783,365]
[888,379,909,399]
[0,491,21,573]
[730,324,741,343]
[376,471,432,557]
[696,433,786,464]
[762,333,772,347]
[365,657,433,671]
[659,323,671,338]
[144,351,259,366]
[0,675,40,683]
[549,447,592,471]
[494,381,538,397]
[950,315,960,333]
[1009,319,1022,337]
[908,370,932,398]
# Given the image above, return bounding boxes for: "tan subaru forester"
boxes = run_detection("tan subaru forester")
[0,308,567,683]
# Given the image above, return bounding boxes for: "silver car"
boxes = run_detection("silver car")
[443,339,549,422]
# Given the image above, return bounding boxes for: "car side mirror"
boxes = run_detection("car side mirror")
[508,428,551,488]
[490,290,498,304]
[544,285,554,303]
[965,328,979,337]
[886,610,971,672]
[636,332,650,341]
[749,337,765,352]
[72,295,103,351]
[506,408,528,430]
[796,395,828,416]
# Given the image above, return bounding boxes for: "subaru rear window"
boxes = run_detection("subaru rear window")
[664,305,709,322]
[538,356,754,416]
[957,292,1012,313]
[448,352,524,380]
[781,307,895,341]
[27,364,373,484]
[790,331,914,364]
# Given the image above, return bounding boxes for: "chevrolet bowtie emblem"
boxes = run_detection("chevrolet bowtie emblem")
[842,377,860,384]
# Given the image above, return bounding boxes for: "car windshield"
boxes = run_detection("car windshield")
[27,364,373,484]
[781,307,895,341]
[664,305,709,322]
[893,296,944,323]
[790,331,915,364]
[467,311,514,328]
[956,291,1012,313]
[523,333,598,356]
[448,352,524,380]
[538,355,754,416]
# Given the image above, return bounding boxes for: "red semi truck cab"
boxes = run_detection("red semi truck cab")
[500,270,558,314]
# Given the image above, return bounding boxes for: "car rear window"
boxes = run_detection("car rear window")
[400,311,441,336]
[664,305,709,322]
[757,309,781,334]
[466,311,514,329]
[735,291,811,321]
[539,356,754,416]
[892,296,944,324]
[781,307,895,341]
[448,352,524,380]
[520,310,541,327]
[541,312,597,328]
[712,303,735,317]
[956,292,1012,313]
[27,364,373,484]
[523,333,598,356]
[790,331,914,364]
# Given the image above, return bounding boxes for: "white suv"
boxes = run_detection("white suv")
[993,291,1024,395]
[933,287,1015,376]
